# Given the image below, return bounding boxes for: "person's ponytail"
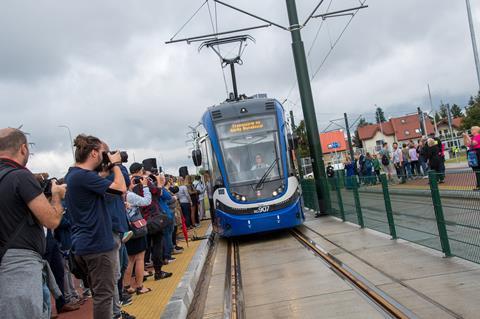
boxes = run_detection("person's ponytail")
[73,134,102,163]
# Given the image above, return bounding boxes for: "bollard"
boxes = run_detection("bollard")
[352,176,365,228]
[428,171,452,257]
[335,172,346,221]
[380,174,397,239]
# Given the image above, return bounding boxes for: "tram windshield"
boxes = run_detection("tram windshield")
[216,115,284,189]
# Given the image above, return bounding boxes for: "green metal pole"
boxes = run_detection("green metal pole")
[286,0,329,213]
[380,174,397,239]
[290,110,304,180]
[428,171,452,257]
[335,171,346,221]
[352,177,364,227]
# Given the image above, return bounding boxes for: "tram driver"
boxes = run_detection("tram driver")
[250,154,268,171]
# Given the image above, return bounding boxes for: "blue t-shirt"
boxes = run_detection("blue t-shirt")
[65,167,114,256]
[106,165,130,233]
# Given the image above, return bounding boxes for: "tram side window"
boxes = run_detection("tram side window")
[210,148,223,187]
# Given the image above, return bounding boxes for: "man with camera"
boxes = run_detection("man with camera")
[65,134,126,319]
[0,128,65,318]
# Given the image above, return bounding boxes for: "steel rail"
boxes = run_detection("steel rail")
[223,240,245,319]
[290,228,415,319]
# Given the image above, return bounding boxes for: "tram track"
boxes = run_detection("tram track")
[290,228,417,319]
[300,224,464,319]
[223,240,245,319]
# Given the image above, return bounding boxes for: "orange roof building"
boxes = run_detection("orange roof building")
[319,130,347,154]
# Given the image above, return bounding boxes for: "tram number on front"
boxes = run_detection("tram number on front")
[255,205,270,213]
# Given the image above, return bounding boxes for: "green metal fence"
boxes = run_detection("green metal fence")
[300,169,480,264]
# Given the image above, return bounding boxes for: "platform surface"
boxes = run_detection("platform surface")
[302,213,480,319]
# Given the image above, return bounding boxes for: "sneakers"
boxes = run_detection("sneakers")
[122,231,134,243]
[121,294,133,306]
[115,311,136,319]
[172,248,183,255]
[121,311,136,319]
[175,245,184,251]
[154,271,173,280]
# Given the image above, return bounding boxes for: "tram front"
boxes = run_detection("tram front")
[203,98,304,237]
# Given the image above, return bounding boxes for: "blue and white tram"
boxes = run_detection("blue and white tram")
[196,96,304,237]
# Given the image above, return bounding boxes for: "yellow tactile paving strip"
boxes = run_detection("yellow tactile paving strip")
[123,221,210,319]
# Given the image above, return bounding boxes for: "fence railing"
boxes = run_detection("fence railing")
[301,169,480,264]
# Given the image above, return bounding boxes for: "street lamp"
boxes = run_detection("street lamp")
[58,125,75,162]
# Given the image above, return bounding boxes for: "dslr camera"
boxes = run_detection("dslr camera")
[35,174,64,197]
[97,151,128,172]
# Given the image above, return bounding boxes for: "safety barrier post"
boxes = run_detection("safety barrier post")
[335,171,346,221]
[380,174,397,239]
[352,177,365,228]
[323,178,332,214]
[428,171,452,257]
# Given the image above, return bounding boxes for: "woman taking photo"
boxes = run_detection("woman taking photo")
[124,177,152,295]
[463,126,480,190]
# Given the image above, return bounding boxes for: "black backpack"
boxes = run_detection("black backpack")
[381,154,390,166]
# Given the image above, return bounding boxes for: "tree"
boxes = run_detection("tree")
[434,112,441,123]
[294,120,310,158]
[375,107,386,123]
[462,92,480,130]
[450,104,463,118]
[353,117,370,149]
[438,103,448,119]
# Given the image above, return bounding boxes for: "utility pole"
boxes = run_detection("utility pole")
[286,0,328,213]
[428,84,439,137]
[417,107,427,136]
[344,113,355,163]
[290,110,303,179]
[58,125,75,162]
[466,0,480,91]
[446,104,456,158]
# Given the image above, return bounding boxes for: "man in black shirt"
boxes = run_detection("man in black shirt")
[0,128,64,318]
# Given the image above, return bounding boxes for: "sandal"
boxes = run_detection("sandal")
[136,286,152,295]
[124,286,135,294]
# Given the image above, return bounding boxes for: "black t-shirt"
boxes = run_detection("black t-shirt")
[0,159,45,255]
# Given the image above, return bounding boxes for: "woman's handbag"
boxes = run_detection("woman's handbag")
[127,207,148,238]
[468,149,480,168]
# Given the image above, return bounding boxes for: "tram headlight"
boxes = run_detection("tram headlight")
[241,196,246,202]
[272,191,278,196]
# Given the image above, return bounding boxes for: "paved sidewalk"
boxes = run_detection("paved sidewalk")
[301,214,480,319]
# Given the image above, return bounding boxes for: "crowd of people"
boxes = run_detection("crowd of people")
[330,126,480,189]
[0,129,213,319]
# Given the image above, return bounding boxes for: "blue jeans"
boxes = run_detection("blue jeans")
[162,223,174,260]
[419,156,428,175]
[404,162,411,178]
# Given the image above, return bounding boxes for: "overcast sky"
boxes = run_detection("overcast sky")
[1,0,479,177]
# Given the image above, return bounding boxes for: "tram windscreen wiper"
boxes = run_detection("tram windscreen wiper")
[255,157,279,190]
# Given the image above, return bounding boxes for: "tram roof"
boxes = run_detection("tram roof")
[206,97,283,122]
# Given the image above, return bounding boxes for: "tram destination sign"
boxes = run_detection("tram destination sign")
[229,120,264,133]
